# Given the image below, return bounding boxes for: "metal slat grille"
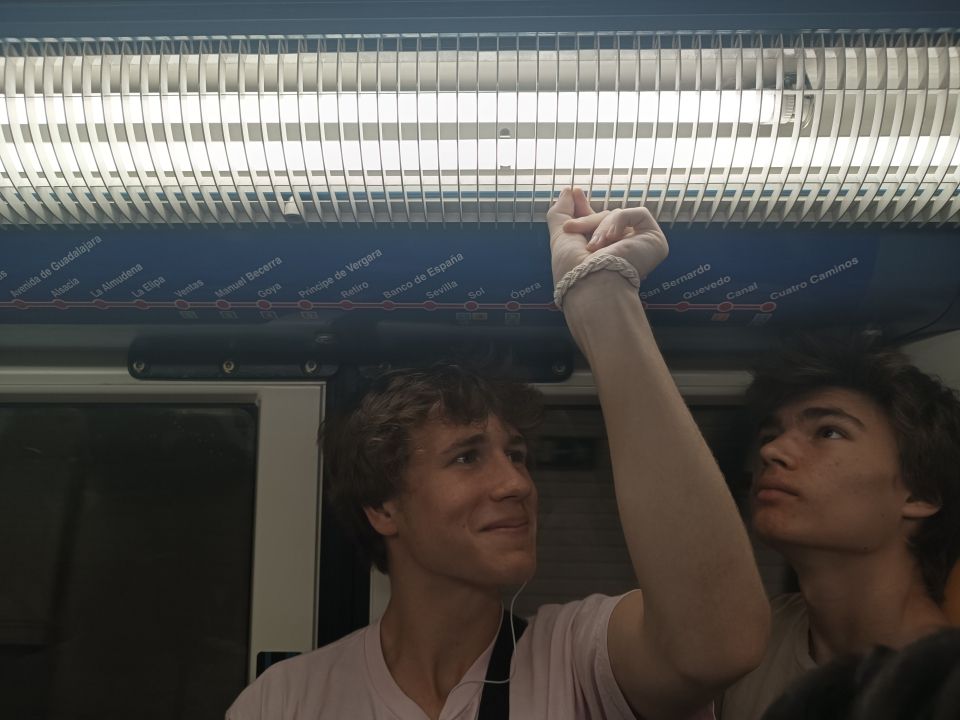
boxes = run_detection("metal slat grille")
[1,31,958,228]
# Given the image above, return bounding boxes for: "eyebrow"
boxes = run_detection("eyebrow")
[798,406,866,430]
[759,405,867,433]
[439,432,527,456]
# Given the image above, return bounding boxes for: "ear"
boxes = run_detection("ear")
[364,499,400,537]
[902,494,941,520]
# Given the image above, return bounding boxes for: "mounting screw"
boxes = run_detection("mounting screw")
[222,359,237,375]
[303,359,319,375]
[131,359,147,375]
[313,333,336,345]
[551,360,568,377]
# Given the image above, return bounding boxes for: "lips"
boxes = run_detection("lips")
[481,518,530,532]
[752,476,800,498]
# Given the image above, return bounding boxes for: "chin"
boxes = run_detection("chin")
[751,505,792,536]
[487,552,536,588]
[754,517,788,536]
[751,516,791,548]
[752,516,813,554]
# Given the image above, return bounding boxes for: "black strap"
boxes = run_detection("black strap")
[477,611,528,720]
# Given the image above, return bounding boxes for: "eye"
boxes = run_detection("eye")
[454,449,480,465]
[507,449,528,465]
[757,432,778,447]
[817,426,844,440]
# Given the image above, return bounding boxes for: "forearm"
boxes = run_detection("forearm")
[563,271,768,682]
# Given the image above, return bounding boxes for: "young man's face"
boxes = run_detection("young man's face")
[749,387,915,556]
[376,412,537,589]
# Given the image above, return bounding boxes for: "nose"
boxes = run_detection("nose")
[757,431,798,470]
[489,453,535,502]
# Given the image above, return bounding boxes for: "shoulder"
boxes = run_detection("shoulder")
[525,593,624,645]
[262,625,368,685]
[225,626,369,720]
[514,595,637,713]
[530,593,623,622]
[515,594,711,720]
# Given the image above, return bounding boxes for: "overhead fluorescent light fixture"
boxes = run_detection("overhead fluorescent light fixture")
[0,32,958,228]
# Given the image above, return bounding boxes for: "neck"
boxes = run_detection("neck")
[788,545,948,664]
[379,567,504,720]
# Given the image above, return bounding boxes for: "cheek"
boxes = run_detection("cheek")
[421,486,485,527]
[841,460,902,500]
[813,467,905,534]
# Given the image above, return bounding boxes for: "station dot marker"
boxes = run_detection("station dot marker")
[676,301,690,312]
[760,301,777,313]
[257,300,272,310]
[382,300,396,311]
[506,301,520,311]
[339,300,354,310]
[423,301,437,311]
[464,301,479,311]
[93,299,109,310]
[717,302,734,313]
[175,299,190,310]
[216,299,231,310]
[298,300,313,311]
[134,299,148,310]
[52,299,68,310]
[13,299,27,309]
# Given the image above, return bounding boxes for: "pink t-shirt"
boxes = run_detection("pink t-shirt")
[226,593,715,720]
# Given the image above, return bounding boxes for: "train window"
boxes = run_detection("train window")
[0,404,256,720]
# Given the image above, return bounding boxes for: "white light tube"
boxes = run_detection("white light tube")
[0,34,957,227]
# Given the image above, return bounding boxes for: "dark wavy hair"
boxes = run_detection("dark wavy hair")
[322,363,543,573]
[852,629,960,720]
[762,629,960,720]
[761,646,894,720]
[746,332,960,603]
[762,628,960,720]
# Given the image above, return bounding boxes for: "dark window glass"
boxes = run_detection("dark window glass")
[0,404,257,720]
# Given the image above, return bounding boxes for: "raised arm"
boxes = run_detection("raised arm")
[547,189,769,719]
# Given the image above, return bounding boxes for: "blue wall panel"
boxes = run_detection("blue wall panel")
[2,226,957,345]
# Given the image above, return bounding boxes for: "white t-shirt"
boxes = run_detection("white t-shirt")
[226,593,714,720]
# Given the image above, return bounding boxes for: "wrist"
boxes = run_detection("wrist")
[553,253,642,309]
[562,272,648,366]
[561,269,643,318]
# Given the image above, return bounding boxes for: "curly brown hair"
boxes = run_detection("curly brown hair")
[746,333,960,604]
[322,363,544,573]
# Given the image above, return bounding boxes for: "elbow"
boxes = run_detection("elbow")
[720,606,771,684]
[672,600,771,692]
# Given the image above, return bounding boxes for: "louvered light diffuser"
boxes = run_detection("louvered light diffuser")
[1,32,958,228]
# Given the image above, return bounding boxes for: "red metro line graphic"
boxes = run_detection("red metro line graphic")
[2,229,882,325]
[0,298,778,313]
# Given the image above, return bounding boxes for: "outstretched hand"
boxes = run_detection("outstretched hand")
[546,187,669,289]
